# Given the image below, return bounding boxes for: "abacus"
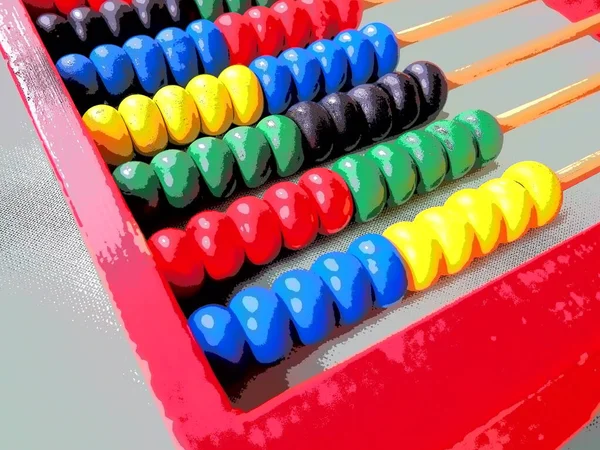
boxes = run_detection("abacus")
[3,0,600,447]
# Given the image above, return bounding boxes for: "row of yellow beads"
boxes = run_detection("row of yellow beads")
[82,66,264,166]
[383,161,564,291]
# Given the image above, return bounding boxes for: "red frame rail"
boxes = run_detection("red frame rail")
[2,0,600,448]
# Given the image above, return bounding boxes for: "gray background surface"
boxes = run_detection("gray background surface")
[0,0,599,448]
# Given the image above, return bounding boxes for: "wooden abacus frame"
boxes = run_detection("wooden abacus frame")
[2,0,600,448]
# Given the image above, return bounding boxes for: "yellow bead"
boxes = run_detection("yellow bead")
[502,161,563,228]
[413,206,475,276]
[153,86,201,145]
[186,75,233,136]
[479,178,534,244]
[82,105,133,166]
[218,65,264,126]
[382,221,442,292]
[118,95,168,157]
[444,188,502,257]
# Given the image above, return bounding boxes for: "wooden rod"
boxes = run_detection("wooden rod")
[362,0,394,10]
[396,0,535,46]
[558,151,600,190]
[446,12,600,89]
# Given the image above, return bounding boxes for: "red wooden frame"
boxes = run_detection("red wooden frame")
[2,0,600,448]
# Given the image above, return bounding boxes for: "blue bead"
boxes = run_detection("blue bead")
[249,56,294,115]
[308,39,349,95]
[335,30,376,88]
[272,269,335,346]
[188,305,246,365]
[155,27,201,87]
[348,234,408,308]
[229,287,292,364]
[360,23,399,79]
[278,47,323,102]
[186,20,230,76]
[89,44,135,97]
[311,252,373,326]
[56,54,100,97]
[123,35,168,95]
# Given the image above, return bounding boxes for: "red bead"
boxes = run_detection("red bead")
[226,197,283,266]
[22,0,55,14]
[271,0,312,49]
[244,6,286,57]
[215,12,259,66]
[297,0,342,40]
[299,168,354,236]
[186,211,246,281]
[263,181,319,250]
[148,228,205,297]
[54,0,85,14]
[335,0,362,30]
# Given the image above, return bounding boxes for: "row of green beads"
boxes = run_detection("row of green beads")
[332,109,504,223]
[193,0,276,21]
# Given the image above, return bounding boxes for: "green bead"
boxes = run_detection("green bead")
[193,0,224,20]
[425,120,477,181]
[224,126,273,189]
[396,130,448,195]
[332,155,388,223]
[188,137,237,199]
[454,109,503,169]
[365,143,417,207]
[113,161,161,214]
[256,115,304,178]
[254,0,276,5]
[224,0,251,13]
[151,149,201,209]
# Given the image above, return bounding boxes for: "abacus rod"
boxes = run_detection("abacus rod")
[496,73,600,132]
[362,0,394,10]
[396,0,535,46]
[446,12,600,89]
[558,151,600,190]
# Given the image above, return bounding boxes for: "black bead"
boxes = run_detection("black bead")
[376,72,421,134]
[319,92,366,155]
[164,0,200,27]
[286,101,336,164]
[347,84,394,144]
[68,7,113,54]
[132,0,174,35]
[403,61,448,125]
[36,13,79,60]
[100,0,145,45]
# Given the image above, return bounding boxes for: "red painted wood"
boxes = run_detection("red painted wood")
[1,0,600,449]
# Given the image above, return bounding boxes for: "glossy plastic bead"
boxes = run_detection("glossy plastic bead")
[56,54,101,101]
[229,287,292,364]
[215,13,258,66]
[479,178,534,244]
[383,221,442,291]
[192,0,223,21]
[256,115,304,177]
[218,65,264,126]
[404,61,448,125]
[249,56,294,115]
[319,93,365,154]
[335,30,375,88]
[272,269,335,345]
[112,161,161,214]
[153,86,201,145]
[311,252,372,326]
[83,105,134,165]
[299,168,353,235]
[100,1,144,43]
[272,0,312,48]
[224,0,251,13]
[348,234,407,308]
[348,84,394,143]
[151,149,201,208]
[245,6,286,56]
[187,137,236,198]
[69,7,112,47]
[376,72,421,133]
[56,0,86,15]
[37,15,79,61]
[223,126,273,188]
[263,182,319,250]
[186,75,234,136]
[118,95,168,156]
[332,155,387,223]
[396,130,448,194]
[360,23,398,79]
[188,305,246,365]
[186,20,230,76]
[337,0,362,30]
[286,101,335,163]
[366,143,417,207]
[89,44,135,97]
[131,0,172,33]
[454,110,504,168]
[123,35,168,95]
[156,27,200,87]
[299,0,341,40]
[414,206,475,276]
[226,197,283,265]
[502,161,563,227]
[148,228,205,296]
[186,211,245,280]
[309,39,349,95]
[425,120,477,181]
[278,48,323,102]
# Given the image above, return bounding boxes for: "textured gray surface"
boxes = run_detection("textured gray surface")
[0,0,598,448]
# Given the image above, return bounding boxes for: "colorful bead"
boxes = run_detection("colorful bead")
[215,13,258,67]
[191,0,223,21]
[249,56,294,115]
[89,44,135,97]
[256,115,304,178]
[244,6,286,56]
[218,65,264,126]
[151,149,201,208]
[112,161,161,214]
[360,23,399,79]
[223,126,273,188]
[186,74,234,136]
[298,0,341,40]
[404,61,448,125]
[286,101,335,163]
[56,54,100,100]
[308,39,349,95]
[118,95,168,156]
[376,72,421,133]
[224,0,251,13]
[278,48,323,102]
[425,120,477,181]
[185,19,230,76]
[153,86,201,145]
[319,93,365,154]
[336,0,362,30]
[83,105,134,166]
[348,84,394,143]
[335,30,375,88]
[272,0,312,48]
[454,110,504,168]
[187,137,236,199]
[122,35,168,95]
[155,27,200,87]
